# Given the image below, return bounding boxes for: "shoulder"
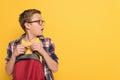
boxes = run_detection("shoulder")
[8,40,16,47]
[44,37,54,46]
[8,38,20,47]
[8,33,25,46]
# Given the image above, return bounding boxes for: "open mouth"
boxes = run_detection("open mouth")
[41,28,44,31]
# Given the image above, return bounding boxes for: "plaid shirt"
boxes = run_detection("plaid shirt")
[6,34,58,80]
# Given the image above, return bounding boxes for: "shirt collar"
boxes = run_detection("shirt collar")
[15,33,45,45]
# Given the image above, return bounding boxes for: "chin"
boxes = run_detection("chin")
[37,33,42,36]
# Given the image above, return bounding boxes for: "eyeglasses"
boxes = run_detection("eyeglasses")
[27,20,45,25]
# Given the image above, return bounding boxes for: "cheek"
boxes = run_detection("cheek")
[32,26,39,31]
[30,28,38,34]
[31,25,42,34]
[35,28,42,34]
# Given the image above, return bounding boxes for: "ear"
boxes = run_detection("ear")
[24,22,30,30]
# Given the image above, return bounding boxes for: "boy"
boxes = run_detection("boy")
[5,9,58,80]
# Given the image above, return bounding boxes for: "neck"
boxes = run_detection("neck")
[24,33,37,42]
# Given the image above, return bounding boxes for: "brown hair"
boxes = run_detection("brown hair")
[19,9,41,31]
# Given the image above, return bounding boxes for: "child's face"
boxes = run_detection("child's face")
[28,13,45,36]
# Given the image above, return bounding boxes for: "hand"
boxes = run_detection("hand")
[12,44,26,57]
[30,43,45,56]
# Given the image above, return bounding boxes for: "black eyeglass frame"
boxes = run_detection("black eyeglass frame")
[27,20,45,25]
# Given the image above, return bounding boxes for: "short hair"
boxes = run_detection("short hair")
[19,9,41,31]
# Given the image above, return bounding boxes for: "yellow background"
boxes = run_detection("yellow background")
[0,0,120,80]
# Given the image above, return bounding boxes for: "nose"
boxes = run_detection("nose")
[42,22,45,26]
[40,24,44,29]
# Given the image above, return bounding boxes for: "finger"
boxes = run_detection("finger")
[19,50,25,54]
[19,48,26,51]
[31,43,40,46]
[18,44,27,48]
[18,51,24,54]
[30,46,37,51]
